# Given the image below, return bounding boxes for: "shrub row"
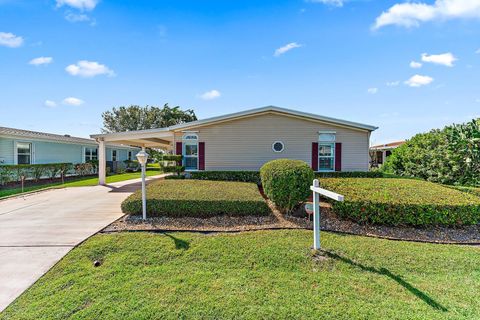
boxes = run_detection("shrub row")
[260,159,314,213]
[320,178,480,226]
[188,170,382,184]
[316,171,383,178]
[186,170,384,184]
[189,171,261,184]
[121,180,270,218]
[0,163,73,185]
[157,154,182,162]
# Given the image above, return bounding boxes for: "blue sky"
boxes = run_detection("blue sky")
[1,0,479,144]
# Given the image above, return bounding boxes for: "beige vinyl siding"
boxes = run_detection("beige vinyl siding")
[174,112,370,171]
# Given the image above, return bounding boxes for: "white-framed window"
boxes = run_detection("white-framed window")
[112,150,118,161]
[272,141,284,153]
[318,143,335,171]
[84,147,98,161]
[17,142,32,165]
[128,151,133,161]
[318,132,336,172]
[183,133,198,171]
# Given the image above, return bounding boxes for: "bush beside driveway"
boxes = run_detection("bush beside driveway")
[121,180,270,218]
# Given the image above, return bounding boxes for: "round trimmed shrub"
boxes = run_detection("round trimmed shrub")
[260,159,314,213]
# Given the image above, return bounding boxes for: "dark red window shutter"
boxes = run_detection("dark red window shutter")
[199,142,205,170]
[311,142,318,171]
[175,142,182,166]
[335,142,342,172]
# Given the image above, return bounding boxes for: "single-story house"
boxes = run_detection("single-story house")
[0,126,139,166]
[370,140,405,167]
[91,106,378,184]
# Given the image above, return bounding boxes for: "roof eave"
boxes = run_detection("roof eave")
[169,106,378,132]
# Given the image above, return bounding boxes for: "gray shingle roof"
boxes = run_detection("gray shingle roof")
[0,126,138,149]
[0,126,97,145]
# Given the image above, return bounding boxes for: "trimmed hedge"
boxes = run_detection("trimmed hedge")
[316,171,383,178]
[0,163,73,185]
[121,180,270,218]
[260,159,314,213]
[189,171,381,184]
[158,155,182,162]
[189,171,261,184]
[320,178,480,226]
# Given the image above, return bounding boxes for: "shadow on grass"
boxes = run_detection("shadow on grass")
[322,250,448,312]
[164,233,190,250]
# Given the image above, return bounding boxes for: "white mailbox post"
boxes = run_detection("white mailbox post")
[310,179,344,250]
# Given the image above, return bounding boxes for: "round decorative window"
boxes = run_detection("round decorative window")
[272,141,285,153]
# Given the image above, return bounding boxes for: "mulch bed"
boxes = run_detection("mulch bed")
[103,199,480,245]
[295,205,480,245]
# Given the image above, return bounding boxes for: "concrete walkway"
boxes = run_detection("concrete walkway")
[0,175,165,312]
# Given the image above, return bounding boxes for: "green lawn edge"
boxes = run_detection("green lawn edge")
[1,230,479,320]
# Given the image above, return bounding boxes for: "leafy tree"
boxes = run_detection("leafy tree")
[445,119,480,185]
[102,104,197,133]
[383,118,480,186]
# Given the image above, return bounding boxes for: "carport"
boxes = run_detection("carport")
[91,128,174,185]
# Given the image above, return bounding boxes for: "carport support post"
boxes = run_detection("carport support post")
[141,147,147,220]
[313,179,321,250]
[98,139,106,185]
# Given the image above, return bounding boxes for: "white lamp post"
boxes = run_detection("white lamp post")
[136,149,149,220]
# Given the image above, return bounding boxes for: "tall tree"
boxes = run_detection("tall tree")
[101,104,197,133]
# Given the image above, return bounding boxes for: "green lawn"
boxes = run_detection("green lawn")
[2,230,479,319]
[0,168,163,199]
[122,180,270,217]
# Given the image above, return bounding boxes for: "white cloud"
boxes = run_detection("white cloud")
[410,61,422,68]
[404,74,434,87]
[200,90,221,100]
[62,97,84,106]
[56,0,98,11]
[274,42,302,57]
[65,12,90,22]
[65,60,115,77]
[421,52,457,67]
[367,87,378,94]
[373,0,480,30]
[44,100,57,108]
[386,81,400,86]
[0,32,23,48]
[309,0,344,7]
[29,57,53,66]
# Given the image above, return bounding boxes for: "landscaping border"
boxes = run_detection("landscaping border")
[103,202,480,245]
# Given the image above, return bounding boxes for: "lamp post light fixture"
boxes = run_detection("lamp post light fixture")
[136,150,149,220]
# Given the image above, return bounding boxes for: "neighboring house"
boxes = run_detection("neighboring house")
[369,141,405,167]
[91,106,378,184]
[0,126,139,165]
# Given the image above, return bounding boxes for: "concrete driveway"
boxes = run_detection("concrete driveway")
[0,175,165,312]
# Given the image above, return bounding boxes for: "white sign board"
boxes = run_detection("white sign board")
[310,179,344,250]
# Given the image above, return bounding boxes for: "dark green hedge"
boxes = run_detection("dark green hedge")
[189,170,380,183]
[189,171,261,184]
[316,171,383,178]
[122,180,270,218]
[260,159,314,213]
[158,154,182,162]
[0,163,73,184]
[320,178,480,226]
